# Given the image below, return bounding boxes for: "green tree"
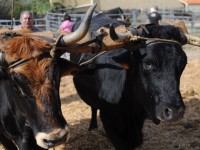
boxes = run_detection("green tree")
[0,0,50,19]
[0,0,12,19]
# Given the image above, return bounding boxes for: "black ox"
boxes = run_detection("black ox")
[71,13,188,149]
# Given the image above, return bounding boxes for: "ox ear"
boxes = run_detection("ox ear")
[112,51,131,70]
[58,58,81,76]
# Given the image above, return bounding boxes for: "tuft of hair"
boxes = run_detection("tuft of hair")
[0,26,11,34]
[3,34,52,59]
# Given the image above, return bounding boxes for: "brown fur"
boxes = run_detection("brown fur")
[0,26,11,33]
[31,31,57,38]
[0,27,34,34]
[1,34,52,62]
[17,59,52,95]
[23,59,52,111]
[1,33,55,110]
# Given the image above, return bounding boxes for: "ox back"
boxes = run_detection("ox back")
[72,14,187,149]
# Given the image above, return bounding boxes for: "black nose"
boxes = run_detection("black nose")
[157,104,185,121]
[163,107,173,119]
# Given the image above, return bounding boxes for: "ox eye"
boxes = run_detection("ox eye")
[143,61,153,70]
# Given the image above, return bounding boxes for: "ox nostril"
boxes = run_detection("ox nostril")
[35,127,69,149]
[43,139,54,148]
[157,104,186,122]
[163,108,173,119]
[42,129,69,148]
[43,133,67,148]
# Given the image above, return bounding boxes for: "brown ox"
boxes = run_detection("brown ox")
[0,4,101,150]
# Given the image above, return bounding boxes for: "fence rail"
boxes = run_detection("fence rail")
[0,18,46,30]
[1,9,200,33]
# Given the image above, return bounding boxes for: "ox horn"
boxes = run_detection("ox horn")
[61,3,97,45]
[185,34,200,46]
[109,24,145,42]
[109,24,132,42]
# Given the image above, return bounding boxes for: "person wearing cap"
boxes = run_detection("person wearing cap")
[147,6,162,25]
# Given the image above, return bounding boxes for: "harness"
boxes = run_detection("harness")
[0,51,52,80]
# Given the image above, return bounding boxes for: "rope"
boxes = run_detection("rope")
[79,51,107,66]
[135,36,182,46]
[8,58,32,69]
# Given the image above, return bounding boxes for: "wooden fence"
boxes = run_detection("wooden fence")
[0,18,46,30]
[1,9,199,33]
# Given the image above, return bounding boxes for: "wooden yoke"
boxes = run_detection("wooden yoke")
[63,25,129,53]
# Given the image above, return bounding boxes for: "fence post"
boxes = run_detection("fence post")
[132,10,139,25]
[58,16,62,28]
[191,11,195,32]
[171,10,175,21]
[46,15,50,31]
[13,18,16,26]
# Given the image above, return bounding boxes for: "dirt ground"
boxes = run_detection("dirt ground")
[0,44,199,150]
[52,44,200,150]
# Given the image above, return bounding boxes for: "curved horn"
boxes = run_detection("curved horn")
[61,3,97,45]
[109,24,131,42]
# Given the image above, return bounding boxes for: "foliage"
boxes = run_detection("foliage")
[0,0,12,19]
[48,2,76,14]
[0,0,50,19]
[49,2,66,13]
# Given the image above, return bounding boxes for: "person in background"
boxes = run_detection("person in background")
[13,10,40,32]
[59,13,74,32]
[59,13,74,60]
[147,5,162,25]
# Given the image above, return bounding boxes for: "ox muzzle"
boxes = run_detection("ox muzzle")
[155,102,185,122]
[35,126,69,149]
